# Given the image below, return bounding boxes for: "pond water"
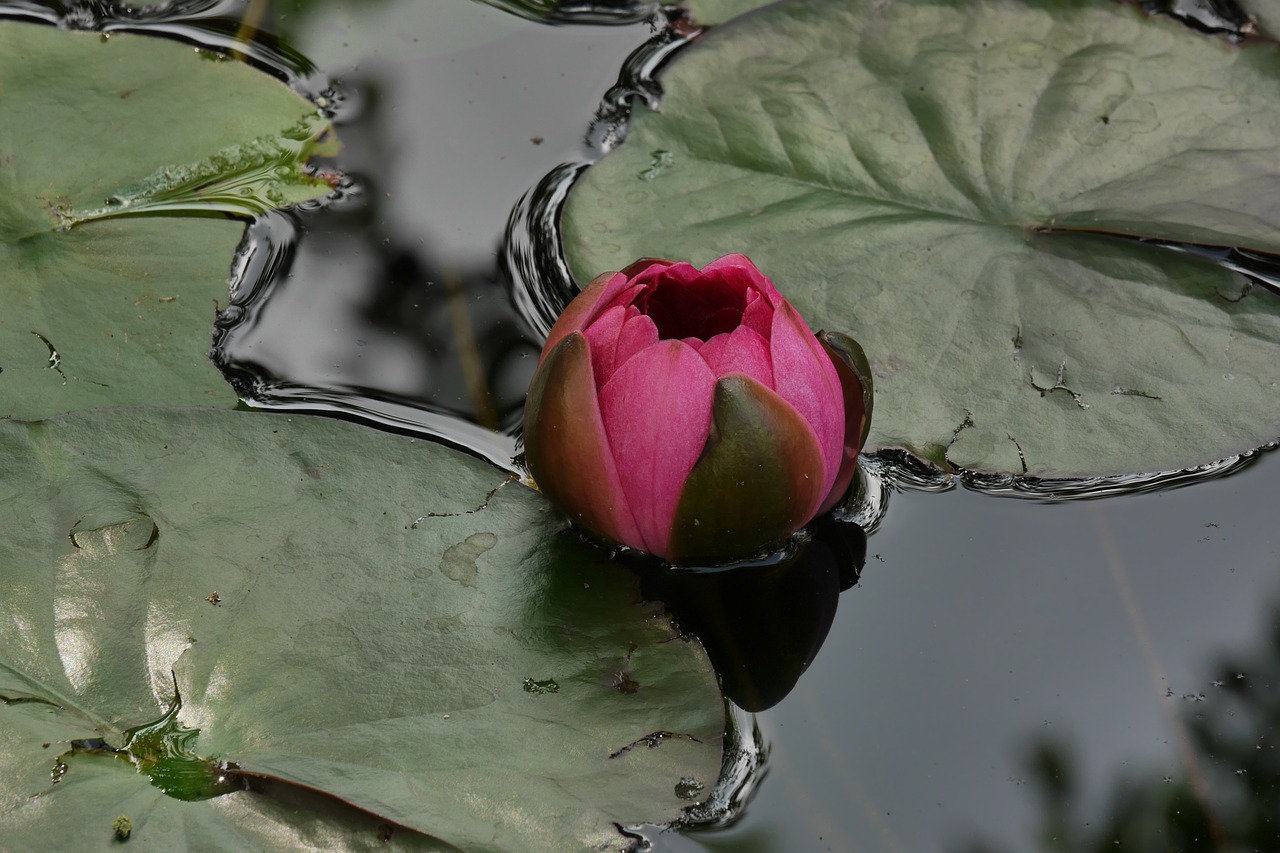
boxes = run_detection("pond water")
[10,0,1279,849]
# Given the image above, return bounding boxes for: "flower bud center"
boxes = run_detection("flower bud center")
[637,274,750,342]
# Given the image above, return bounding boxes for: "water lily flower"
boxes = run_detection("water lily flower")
[524,254,872,564]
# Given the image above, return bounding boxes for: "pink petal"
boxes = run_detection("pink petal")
[624,258,700,288]
[701,254,786,306]
[542,271,641,365]
[582,304,628,388]
[698,326,774,388]
[741,290,774,340]
[817,454,859,517]
[599,340,716,557]
[614,310,659,372]
[769,302,845,496]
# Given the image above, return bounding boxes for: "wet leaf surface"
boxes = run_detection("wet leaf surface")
[680,0,779,26]
[0,407,723,851]
[0,749,456,852]
[0,22,335,419]
[564,0,1280,478]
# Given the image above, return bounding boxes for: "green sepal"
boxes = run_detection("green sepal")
[523,332,635,548]
[667,374,826,565]
[818,330,874,449]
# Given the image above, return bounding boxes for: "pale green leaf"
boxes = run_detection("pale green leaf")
[0,22,336,419]
[680,0,779,26]
[0,408,723,852]
[563,0,1280,478]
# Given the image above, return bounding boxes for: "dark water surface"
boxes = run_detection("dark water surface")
[10,1,1279,849]
[658,459,1280,850]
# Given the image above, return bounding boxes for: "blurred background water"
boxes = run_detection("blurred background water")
[6,1,1277,848]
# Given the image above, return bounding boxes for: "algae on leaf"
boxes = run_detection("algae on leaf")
[0,408,724,851]
[0,22,336,420]
[563,0,1280,480]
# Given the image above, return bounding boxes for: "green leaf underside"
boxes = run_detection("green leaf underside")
[564,0,1280,479]
[0,408,723,851]
[0,22,336,420]
[669,375,825,564]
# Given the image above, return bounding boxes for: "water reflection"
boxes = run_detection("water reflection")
[0,0,675,467]
[860,443,1276,503]
[633,517,867,712]
[0,0,318,79]
[503,19,691,338]
[474,0,656,25]
[1141,0,1256,38]
[960,597,1280,852]
[212,198,539,466]
[503,161,590,340]
[199,2,668,465]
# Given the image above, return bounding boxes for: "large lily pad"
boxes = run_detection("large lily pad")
[563,0,1280,478]
[0,22,335,420]
[0,750,454,851]
[680,0,778,26]
[0,408,723,851]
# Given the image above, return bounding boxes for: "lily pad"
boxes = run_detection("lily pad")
[0,22,335,420]
[563,0,1280,479]
[0,747,453,851]
[0,408,723,851]
[680,0,779,26]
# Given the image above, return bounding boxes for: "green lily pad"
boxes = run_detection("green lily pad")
[1,747,454,851]
[680,0,779,26]
[0,22,336,420]
[563,0,1280,479]
[0,408,723,851]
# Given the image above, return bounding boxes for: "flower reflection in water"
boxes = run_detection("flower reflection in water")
[634,516,866,712]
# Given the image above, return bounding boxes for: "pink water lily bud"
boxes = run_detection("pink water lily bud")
[523,254,873,564]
